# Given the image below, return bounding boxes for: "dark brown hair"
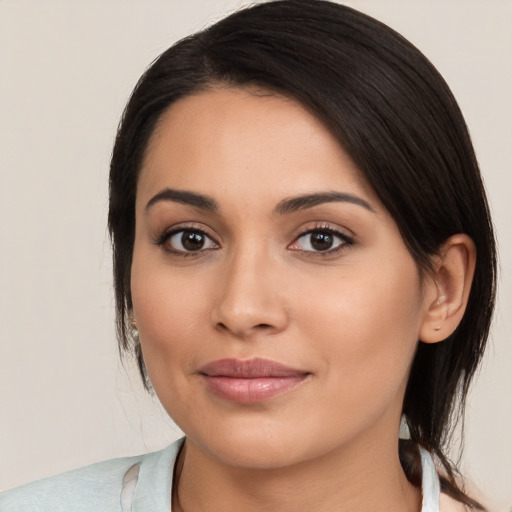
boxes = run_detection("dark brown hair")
[108,1,496,507]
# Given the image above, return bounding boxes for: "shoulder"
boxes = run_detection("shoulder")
[0,439,183,512]
[0,455,141,512]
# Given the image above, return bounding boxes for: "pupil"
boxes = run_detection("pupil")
[182,231,204,251]
[311,232,333,251]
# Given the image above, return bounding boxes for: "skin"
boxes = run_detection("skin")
[131,87,475,511]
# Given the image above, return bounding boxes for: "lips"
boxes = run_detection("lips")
[198,358,310,404]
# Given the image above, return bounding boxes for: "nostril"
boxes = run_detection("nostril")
[215,321,275,336]
[255,323,272,329]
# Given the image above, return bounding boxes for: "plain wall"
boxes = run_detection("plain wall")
[0,1,510,510]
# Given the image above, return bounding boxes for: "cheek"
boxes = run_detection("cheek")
[130,252,211,383]
[297,257,423,407]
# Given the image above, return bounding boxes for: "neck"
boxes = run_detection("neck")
[173,433,421,512]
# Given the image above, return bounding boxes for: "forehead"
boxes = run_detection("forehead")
[137,86,376,208]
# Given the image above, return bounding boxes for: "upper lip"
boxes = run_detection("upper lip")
[198,358,309,378]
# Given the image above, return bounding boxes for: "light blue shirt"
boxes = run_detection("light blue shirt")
[0,438,440,511]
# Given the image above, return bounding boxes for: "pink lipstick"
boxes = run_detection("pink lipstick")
[198,358,310,404]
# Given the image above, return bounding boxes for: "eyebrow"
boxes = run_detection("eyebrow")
[145,188,218,212]
[145,188,374,215]
[274,192,375,215]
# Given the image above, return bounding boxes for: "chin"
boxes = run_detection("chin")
[178,409,357,472]
[176,412,309,469]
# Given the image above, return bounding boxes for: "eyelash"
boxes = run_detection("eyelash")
[153,224,219,257]
[154,223,354,257]
[289,224,354,256]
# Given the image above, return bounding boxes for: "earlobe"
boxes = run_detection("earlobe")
[419,234,476,344]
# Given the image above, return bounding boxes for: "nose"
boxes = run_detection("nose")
[210,248,289,339]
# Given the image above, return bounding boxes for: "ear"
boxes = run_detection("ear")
[419,234,476,344]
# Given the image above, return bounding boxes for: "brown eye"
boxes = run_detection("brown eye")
[181,231,206,251]
[309,232,334,251]
[289,228,351,253]
[165,229,218,253]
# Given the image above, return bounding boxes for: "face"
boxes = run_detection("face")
[131,87,431,469]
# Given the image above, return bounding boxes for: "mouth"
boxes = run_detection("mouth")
[198,358,311,404]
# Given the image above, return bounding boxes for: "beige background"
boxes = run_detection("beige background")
[0,0,510,510]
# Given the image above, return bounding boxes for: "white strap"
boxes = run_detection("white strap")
[420,448,441,512]
[120,463,141,512]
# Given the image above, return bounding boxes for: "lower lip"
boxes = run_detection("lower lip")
[201,375,308,404]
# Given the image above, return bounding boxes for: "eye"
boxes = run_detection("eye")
[158,228,219,253]
[289,227,352,253]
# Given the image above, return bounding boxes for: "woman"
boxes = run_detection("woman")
[0,0,497,510]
